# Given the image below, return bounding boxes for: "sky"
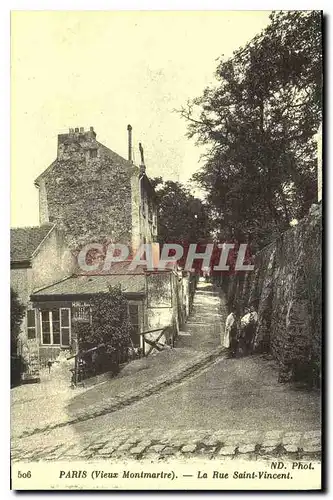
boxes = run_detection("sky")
[11,10,271,227]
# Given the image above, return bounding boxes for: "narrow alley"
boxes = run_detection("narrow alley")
[177,282,226,351]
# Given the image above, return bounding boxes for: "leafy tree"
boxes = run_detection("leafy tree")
[11,288,25,354]
[86,286,131,351]
[180,11,322,249]
[151,177,211,244]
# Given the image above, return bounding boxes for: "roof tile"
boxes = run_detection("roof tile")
[32,273,146,296]
[10,225,54,262]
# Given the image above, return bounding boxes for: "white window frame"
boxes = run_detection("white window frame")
[40,310,52,345]
[40,308,71,346]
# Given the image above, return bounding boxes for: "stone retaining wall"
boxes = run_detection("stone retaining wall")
[227,203,322,385]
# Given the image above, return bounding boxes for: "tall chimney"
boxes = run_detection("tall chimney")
[127,124,133,163]
[139,142,145,165]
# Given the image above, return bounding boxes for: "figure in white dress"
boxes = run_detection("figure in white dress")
[223,311,236,348]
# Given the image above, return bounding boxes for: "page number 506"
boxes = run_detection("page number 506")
[17,471,31,478]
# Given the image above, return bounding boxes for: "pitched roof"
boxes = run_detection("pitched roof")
[97,142,135,171]
[76,260,149,276]
[32,273,146,297]
[34,160,57,186]
[34,143,136,186]
[10,225,54,262]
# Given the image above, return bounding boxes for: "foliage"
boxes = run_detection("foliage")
[83,286,131,352]
[11,288,25,354]
[76,322,92,347]
[179,11,322,249]
[151,177,211,244]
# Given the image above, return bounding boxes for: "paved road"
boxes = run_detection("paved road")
[11,283,321,462]
[12,353,320,462]
[71,354,320,434]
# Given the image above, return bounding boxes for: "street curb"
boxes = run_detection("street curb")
[16,346,228,439]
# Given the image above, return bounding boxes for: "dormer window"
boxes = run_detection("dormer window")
[90,149,97,159]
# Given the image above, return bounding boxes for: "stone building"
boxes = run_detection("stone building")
[35,126,158,250]
[11,126,190,380]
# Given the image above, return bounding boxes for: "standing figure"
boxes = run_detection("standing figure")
[224,306,239,357]
[223,308,235,347]
[239,305,258,356]
[47,359,52,374]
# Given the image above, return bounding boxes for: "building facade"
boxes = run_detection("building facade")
[11,126,189,380]
[10,224,75,379]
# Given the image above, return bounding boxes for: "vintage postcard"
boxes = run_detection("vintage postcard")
[10,10,323,491]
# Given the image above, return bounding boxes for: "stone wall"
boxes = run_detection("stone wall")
[11,268,32,306]
[32,228,75,291]
[227,203,322,385]
[144,272,177,354]
[143,271,195,354]
[41,139,135,249]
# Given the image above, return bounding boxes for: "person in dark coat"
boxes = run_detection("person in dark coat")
[47,359,52,374]
[239,305,258,356]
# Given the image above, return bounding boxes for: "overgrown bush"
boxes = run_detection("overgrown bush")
[75,286,132,379]
[11,288,25,355]
[89,286,131,350]
[11,288,25,386]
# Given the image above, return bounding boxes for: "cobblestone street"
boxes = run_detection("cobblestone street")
[11,283,321,463]
[12,426,321,463]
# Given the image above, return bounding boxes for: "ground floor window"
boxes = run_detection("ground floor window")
[40,308,71,346]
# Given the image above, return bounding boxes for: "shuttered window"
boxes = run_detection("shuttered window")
[27,309,36,340]
[60,308,70,346]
